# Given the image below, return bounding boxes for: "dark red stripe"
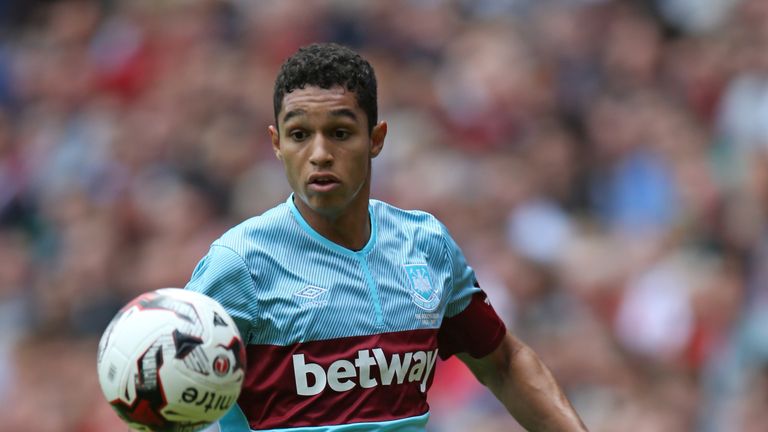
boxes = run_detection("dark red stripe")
[438,291,506,359]
[238,329,438,429]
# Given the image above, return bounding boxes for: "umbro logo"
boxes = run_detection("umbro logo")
[294,285,327,299]
[295,285,329,310]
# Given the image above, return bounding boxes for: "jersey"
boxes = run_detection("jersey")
[185,195,506,432]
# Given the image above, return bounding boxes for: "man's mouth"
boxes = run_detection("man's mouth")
[309,174,339,185]
[311,178,336,185]
[308,174,340,191]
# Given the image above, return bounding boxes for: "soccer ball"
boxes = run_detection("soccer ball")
[97,288,246,432]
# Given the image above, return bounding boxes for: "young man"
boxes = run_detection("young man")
[186,43,588,431]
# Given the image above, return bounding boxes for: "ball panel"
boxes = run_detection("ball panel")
[158,359,240,422]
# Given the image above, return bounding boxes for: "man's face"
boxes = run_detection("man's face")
[270,85,386,219]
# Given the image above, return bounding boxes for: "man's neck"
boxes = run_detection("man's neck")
[294,197,371,251]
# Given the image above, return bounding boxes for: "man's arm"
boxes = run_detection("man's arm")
[457,331,588,432]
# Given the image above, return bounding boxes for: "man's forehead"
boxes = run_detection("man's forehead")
[280,86,361,119]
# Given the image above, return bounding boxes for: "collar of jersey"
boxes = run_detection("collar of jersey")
[287,194,377,257]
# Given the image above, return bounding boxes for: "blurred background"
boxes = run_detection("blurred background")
[0,0,767,430]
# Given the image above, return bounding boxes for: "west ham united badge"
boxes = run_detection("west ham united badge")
[404,264,441,311]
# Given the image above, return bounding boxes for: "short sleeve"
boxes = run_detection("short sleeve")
[185,244,258,343]
[437,226,506,360]
[441,228,480,318]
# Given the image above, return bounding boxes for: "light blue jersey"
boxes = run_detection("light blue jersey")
[187,195,506,431]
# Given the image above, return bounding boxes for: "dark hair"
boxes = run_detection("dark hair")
[273,43,378,134]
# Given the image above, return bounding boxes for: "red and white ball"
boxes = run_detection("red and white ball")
[97,288,246,431]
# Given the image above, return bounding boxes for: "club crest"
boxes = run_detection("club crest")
[404,264,440,311]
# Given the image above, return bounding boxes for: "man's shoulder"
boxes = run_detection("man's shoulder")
[371,199,436,221]
[214,202,293,250]
[371,199,447,238]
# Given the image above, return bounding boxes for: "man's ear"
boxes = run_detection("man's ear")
[370,121,387,158]
[268,125,282,160]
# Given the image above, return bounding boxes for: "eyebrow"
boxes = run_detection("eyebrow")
[281,108,358,124]
[329,108,358,122]
[282,109,306,124]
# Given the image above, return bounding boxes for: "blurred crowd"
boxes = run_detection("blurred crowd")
[1,0,767,431]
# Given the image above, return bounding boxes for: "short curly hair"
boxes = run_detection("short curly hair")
[273,43,378,134]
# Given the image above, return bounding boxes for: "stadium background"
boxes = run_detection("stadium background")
[0,0,767,430]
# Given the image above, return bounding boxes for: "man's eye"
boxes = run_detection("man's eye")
[290,130,308,141]
[333,130,350,140]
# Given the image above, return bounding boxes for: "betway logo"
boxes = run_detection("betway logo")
[293,348,438,396]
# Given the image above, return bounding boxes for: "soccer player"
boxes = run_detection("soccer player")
[186,43,588,431]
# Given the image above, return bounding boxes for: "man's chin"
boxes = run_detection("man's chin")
[301,194,344,217]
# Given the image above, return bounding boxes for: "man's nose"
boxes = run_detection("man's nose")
[308,135,334,167]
